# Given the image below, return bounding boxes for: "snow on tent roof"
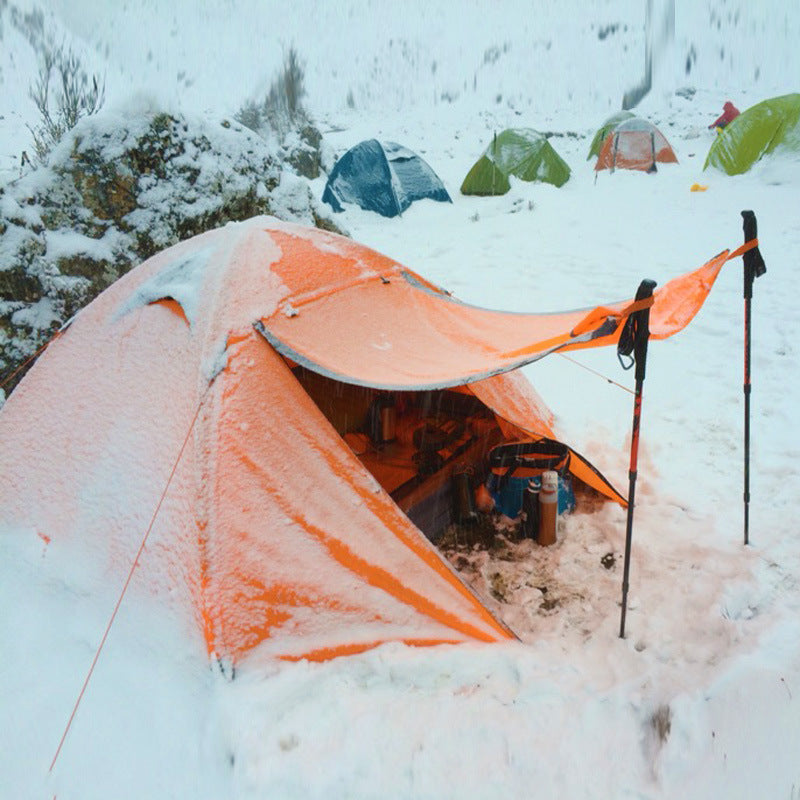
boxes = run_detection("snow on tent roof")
[704,93,800,175]
[594,117,678,172]
[587,110,635,159]
[321,139,451,217]
[0,216,739,665]
[460,128,571,195]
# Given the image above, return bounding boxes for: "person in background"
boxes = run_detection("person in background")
[709,101,740,131]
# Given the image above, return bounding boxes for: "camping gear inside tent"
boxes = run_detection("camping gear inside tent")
[0,217,740,667]
[460,128,571,195]
[587,110,635,159]
[594,117,678,172]
[704,93,800,175]
[321,139,451,217]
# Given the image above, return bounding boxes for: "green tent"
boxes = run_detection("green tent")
[460,128,571,195]
[587,110,635,159]
[704,93,800,175]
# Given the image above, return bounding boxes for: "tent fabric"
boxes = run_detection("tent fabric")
[594,117,678,172]
[257,243,733,390]
[0,218,516,666]
[0,217,737,664]
[460,128,571,195]
[587,110,635,159]
[321,139,451,217]
[462,370,626,507]
[704,93,800,175]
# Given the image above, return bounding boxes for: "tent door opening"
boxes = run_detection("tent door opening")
[291,366,504,542]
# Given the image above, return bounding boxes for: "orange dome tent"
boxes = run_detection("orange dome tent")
[0,217,737,666]
[595,117,678,172]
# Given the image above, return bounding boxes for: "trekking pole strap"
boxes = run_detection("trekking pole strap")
[617,280,657,379]
[740,211,767,299]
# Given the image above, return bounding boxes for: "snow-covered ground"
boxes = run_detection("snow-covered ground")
[1,2,799,798]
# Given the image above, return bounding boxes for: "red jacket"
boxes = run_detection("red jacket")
[709,101,740,129]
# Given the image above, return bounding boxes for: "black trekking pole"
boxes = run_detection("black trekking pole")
[740,210,766,546]
[618,278,657,639]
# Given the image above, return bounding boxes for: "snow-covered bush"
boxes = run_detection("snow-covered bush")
[235,46,306,137]
[234,47,324,179]
[27,42,105,164]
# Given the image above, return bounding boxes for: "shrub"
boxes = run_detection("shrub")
[28,43,105,163]
[235,46,307,138]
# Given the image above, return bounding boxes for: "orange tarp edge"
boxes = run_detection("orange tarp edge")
[259,234,732,390]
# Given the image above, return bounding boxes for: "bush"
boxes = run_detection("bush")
[28,43,105,163]
[235,46,307,138]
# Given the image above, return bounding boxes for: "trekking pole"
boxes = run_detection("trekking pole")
[740,210,766,546]
[617,278,657,639]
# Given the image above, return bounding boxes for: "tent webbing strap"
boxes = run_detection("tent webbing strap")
[728,238,759,260]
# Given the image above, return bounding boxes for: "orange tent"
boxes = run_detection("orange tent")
[595,117,678,172]
[0,217,736,664]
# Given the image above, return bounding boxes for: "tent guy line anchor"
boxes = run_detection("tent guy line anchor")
[49,384,211,774]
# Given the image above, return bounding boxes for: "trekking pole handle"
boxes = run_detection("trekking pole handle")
[632,279,657,383]
[741,210,766,299]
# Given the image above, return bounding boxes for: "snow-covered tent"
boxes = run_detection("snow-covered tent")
[460,128,571,195]
[594,117,678,173]
[0,216,738,665]
[704,93,800,175]
[321,139,451,217]
[587,110,635,159]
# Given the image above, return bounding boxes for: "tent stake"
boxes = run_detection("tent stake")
[740,211,767,546]
[618,279,657,639]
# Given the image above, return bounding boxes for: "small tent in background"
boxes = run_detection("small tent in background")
[460,128,571,195]
[595,117,678,173]
[322,139,451,217]
[587,110,635,159]
[704,93,800,175]
[0,216,735,666]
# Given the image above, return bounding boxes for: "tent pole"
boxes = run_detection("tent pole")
[740,210,767,546]
[618,279,657,639]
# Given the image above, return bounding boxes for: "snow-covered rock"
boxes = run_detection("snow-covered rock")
[0,107,341,391]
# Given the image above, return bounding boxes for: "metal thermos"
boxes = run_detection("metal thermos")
[369,394,396,444]
[453,466,478,524]
[380,404,396,443]
[538,470,558,546]
[521,479,540,539]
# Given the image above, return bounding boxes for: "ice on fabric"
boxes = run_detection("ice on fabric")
[114,246,214,327]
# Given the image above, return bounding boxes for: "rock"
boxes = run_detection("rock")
[284,123,324,179]
[0,109,344,395]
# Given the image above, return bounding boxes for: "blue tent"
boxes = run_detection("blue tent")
[322,139,451,217]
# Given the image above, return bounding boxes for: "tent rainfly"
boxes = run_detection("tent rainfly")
[595,117,678,172]
[460,128,571,195]
[0,217,740,665]
[704,93,800,175]
[322,139,451,217]
[587,110,635,160]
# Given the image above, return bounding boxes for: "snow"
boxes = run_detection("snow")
[1,1,800,799]
[44,228,119,263]
[115,246,214,327]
